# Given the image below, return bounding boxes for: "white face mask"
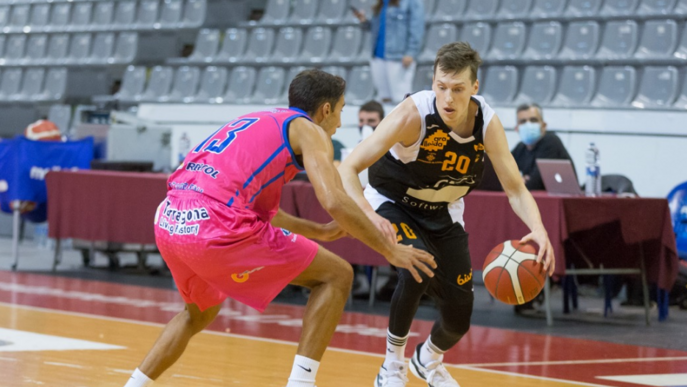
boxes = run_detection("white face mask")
[518,122,542,146]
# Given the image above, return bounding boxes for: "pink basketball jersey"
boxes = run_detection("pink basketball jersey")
[168,108,310,221]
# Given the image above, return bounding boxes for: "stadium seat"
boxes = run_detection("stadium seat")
[137,0,160,27]
[140,66,174,102]
[632,66,679,108]
[188,29,221,63]
[0,6,9,28]
[9,4,30,30]
[243,27,276,63]
[25,35,48,64]
[29,4,50,28]
[299,26,332,63]
[591,66,637,107]
[49,3,71,30]
[48,104,72,133]
[92,2,115,27]
[195,66,228,103]
[224,66,257,104]
[89,33,115,64]
[413,65,434,92]
[675,74,687,109]
[36,68,67,102]
[4,35,26,64]
[675,0,687,12]
[112,32,138,64]
[260,0,291,25]
[498,0,533,19]
[0,68,22,102]
[358,31,373,62]
[271,27,304,63]
[45,34,69,65]
[181,0,206,28]
[71,3,93,28]
[168,66,201,103]
[289,0,318,24]
[346,66,375,105]
[481,66,518,104]
[17,68,45,101]
[635,20,678,59]
[550,65,596,106]
[216,28,248,63]
[600,0,640,15]
[488,22,527,59]
[0,35,5,59]
[329,26,363,63]
[113,1,137,28]
[565,0,603,16]
[596,20,639,60]
[424,0,437,20]
[321,66,347,80]
[67,33,92,64]
[637,0,677,14]
[347,0,375,22]
[316,0,347,23]
[420,23,459,62]
[674,24,687,60]
[523,21,563,59]
[279,66,309,103]
[116,66,147,103]
[462,23,492,57]
[530,0,566,17]
[465,0,499,19]
[251,67,287,104]
[513,66,557,105]
[159,0,183,27]
[431,0,467,22]
[558,21,600,59]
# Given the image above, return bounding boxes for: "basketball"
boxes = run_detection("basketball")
[482,240,546,305]
[24,120,62,141]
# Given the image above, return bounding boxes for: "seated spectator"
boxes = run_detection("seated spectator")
[358,100,385,131]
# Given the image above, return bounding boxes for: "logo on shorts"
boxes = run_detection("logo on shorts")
[231,266,265,283]
[457,269,473,286]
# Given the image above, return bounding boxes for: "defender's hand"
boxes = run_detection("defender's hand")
[384,244,436,283]
[365,210,398,245]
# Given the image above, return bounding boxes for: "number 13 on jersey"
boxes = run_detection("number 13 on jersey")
[194,118,259,154]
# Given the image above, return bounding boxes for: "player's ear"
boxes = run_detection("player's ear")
[321,101,332,118]
[472,79,479,95]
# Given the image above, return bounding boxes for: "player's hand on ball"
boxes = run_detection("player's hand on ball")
[519,230,555,276]
[365,210,398,245]
[385,245,436,283]
[316,221,347,242]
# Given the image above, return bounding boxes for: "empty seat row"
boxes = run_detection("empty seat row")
[0,67,67,103]
[171,26,372,66]
[0,32,137,67]
[421,20,687,63]
[248,0,373,26]
[0,0,205,34]
[424,0,687,22]
[115,65,375,106]
[436,65,687,109]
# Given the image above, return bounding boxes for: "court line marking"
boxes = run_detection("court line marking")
[1,301,680,387]
[466,356,687,367]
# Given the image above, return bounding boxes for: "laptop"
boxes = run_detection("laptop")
[536,159,583,196]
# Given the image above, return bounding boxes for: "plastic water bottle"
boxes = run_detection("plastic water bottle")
[585,142,601,197]
[178,132,191,165]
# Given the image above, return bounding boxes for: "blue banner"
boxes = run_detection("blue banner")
[0,137,93,222]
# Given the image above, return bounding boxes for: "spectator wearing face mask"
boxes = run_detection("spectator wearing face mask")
[511,103,575,191]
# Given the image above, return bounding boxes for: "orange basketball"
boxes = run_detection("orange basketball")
[482,240,546,305]
[25,120,62,141]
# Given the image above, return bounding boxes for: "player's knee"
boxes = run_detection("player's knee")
[184,304,219,333]
[334,261,354,292]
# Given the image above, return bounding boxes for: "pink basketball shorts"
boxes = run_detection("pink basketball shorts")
[154,190,319,312]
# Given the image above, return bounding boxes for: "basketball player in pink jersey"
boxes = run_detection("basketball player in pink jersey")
[123,69,436,387]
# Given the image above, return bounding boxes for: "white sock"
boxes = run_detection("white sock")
[123,368,153,387]
[419,336,446,365]
[383,329,408,367]
[286,355,319,387]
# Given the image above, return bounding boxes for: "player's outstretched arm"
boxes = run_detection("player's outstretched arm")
[485,115,555,276]
[338,98,422,244]
[290,117,436,283]
[271,208,347,242]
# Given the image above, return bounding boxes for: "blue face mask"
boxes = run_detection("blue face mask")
[518,122,542,146]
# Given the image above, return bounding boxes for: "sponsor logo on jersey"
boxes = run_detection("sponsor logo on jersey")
[185,162,220,179]
[231,266,265,283]
[421,130,450,152]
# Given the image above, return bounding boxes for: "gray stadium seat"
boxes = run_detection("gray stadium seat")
[141,66,174,102]
[9,5,30,29]
[550,66,596,106]
[261,0,290,25]
[112,32,138,64]
[243,27,276,62]
[195,66,228,103]
[168,66,201,102]
[523,21,562,60]
[48,104,72,133]
[591,66,637,107]
[4,35,26,64]
[558,21,600,59]
[113,1,137,27]
[676,0,687,12]
[182,0,206,27]
[424,0,437,20]
[279,65,310,103]
[299,26,332,63]
[348,0,375,22]
[45,34,69,65]
[465,0,499,19]
[513,66,557,105]
[272,27,304,63]
[25,35,48,64]
[137,0,160,27]
[632,66,679,108]
[431,0,467,22]
[0,6,9,28]
[71,3,93,27]
[159,0,183,27]
[674,25,687,60]
[90,33,116,64]
[346,66,375,105]
[413,65,434,92]
[596,20,639,59]
[481,66,518,104]
[17,68,45,101]
[462,23,492,57]
[674,76,687,109]
[358,31,373,61]
[420,23,459,62]
[290,0,318,24]
[498,0,533,19]
[634,20,678,59]
[29,4,50,28]
[0,69,22,101]
[224,66,256,104]
[488,22,527,60]
[67,33,92,64]
[251,67,287,104]
[601,0,640,15]
[530,0,566,17]
[49,3,71,30]
[0,36,5,59]
[329,26,363,63]
[92,2,115,26]
[321,66,347,80]
[565,0,603,16]
[36,68,67,102]
[316,0,347,23]
[216,28,248,63]
[188,29,221,63]
[638,0,677,14]
[116,66,147,102]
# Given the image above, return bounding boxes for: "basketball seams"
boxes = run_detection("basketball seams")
[483,240,542,305]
